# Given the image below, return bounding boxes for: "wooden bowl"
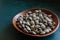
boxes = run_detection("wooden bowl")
[12,8,59,37]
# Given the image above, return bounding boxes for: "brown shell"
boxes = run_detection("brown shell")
[12,8,59,37]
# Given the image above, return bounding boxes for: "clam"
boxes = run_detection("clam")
[16,9,55,35]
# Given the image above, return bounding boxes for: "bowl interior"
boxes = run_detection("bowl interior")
[12,8,59,37]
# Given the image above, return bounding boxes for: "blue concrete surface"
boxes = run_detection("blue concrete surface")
[0,0,60,40]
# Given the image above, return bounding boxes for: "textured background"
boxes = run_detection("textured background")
[0,0,60,40]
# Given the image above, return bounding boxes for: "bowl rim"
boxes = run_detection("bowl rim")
[12,8,59,37]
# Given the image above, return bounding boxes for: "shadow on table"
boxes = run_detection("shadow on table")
[3,23,56,40]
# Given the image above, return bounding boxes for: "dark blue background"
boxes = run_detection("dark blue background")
[0,0,60,40]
